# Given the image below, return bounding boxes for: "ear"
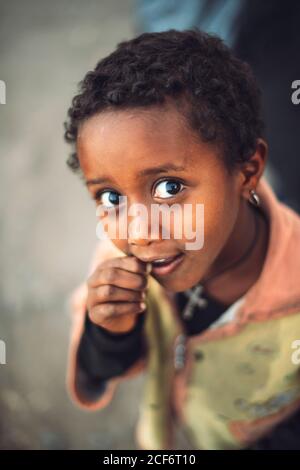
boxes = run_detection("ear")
[238,138,268,199]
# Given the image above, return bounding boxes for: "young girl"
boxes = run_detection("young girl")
[64,29,300,450]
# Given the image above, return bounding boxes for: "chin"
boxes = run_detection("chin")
[152,272,203,293]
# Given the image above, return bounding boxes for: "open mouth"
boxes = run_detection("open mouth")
[150,253,185,276]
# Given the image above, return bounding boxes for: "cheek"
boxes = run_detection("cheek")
[96,212,127,250]
[204,205,230,252]
[111,239,128,254]
[203,188,239,256]
[184,186,238,258]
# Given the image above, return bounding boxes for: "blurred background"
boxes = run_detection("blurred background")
[0,0,299,449]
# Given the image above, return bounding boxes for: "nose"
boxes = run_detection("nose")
[127,204,160,247]
[128,221,158,247]
[128,237,152,247]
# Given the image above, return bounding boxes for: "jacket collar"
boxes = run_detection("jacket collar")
[239,176,300,319]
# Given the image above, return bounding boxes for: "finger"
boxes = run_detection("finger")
[89,301,147,324]
[89,256,151,284]
[113,255,151,274]
[90,284,146,306]
[89,267,148,291]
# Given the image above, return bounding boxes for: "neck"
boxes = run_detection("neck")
[203,201,270,306]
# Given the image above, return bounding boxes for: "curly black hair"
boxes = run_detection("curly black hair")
[64,28,265,174]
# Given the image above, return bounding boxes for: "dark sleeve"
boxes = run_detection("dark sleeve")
[245,407,300,450]
[77,311,147,383]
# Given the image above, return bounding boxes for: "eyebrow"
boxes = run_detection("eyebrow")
[85,162,186,186]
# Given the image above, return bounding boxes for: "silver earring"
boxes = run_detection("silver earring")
[249,189,260,207]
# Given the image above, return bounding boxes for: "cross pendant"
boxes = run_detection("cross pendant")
[182,284,208,320]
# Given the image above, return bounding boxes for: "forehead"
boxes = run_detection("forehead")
[77,109,196,172]
[77,107,220,186]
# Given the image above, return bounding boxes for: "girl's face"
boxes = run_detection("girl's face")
[77,105,260,292]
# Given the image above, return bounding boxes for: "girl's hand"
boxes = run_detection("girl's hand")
[86,256,151,333]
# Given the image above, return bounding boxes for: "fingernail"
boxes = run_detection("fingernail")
[141,291,146,299]
[146,262,152,273]
[140,302,146,310]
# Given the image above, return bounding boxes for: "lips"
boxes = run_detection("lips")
[151,255,180,266]
[150,253,185,276]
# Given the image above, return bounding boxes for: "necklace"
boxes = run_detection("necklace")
[182,206,260,320]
